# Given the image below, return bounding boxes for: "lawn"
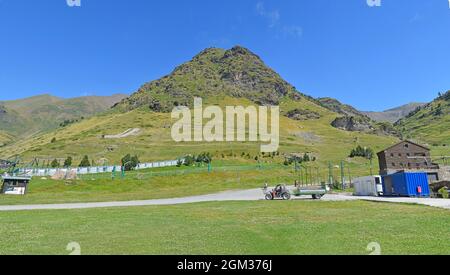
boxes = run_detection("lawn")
[0,200,448,255]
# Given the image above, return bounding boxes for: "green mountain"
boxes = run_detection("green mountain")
[0,46,398,169]
[0,94,127,138]
[114,46,310,113]
[395,91,450,145]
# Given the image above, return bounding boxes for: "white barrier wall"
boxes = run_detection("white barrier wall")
[18,160,181,177]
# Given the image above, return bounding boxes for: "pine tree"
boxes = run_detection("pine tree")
[79,155,91,167]
[63,157,73,167]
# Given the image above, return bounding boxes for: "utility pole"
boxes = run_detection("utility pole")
[340,161,345,190]
[328,162,333,187]
[347,165,352,187]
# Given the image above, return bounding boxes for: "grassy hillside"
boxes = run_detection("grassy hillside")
[395,91,450,146]
[0,95,397,172]
[0,94,127,137]
[0,131,13,147]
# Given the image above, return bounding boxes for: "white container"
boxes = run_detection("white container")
[353,176,383,197]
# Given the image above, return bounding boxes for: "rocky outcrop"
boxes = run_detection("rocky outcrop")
[286,109,321,121]
[331,116,373,132]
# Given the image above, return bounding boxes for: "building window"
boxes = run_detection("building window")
[392,163,396,167]
[390,153,394,157]
[404,144,409,149]
[407,153,410,157]
[399,153,402,157]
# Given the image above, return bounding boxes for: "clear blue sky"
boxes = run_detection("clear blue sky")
[0,0,449,111]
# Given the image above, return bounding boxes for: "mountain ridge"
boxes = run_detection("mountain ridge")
[363,103,426,123]
[0,94,127,138]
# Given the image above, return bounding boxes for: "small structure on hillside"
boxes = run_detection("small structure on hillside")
[1,175,31,195]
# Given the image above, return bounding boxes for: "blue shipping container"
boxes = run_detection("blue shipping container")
[382,172,430,197]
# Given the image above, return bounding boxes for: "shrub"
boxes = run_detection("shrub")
[121,154,140,171]
[63,157,72,167]
[50,159,60,168]
[79,155,91,167]
[349,146,374,160]
[438,187,449,199]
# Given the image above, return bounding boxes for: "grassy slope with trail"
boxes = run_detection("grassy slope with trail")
[0,96,397,169]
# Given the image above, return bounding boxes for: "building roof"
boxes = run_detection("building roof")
[377,140,430,155]
[1,175,32,181]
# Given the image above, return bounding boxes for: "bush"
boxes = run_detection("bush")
[79,155,91,167]
[63,157,73,167]
[196,152,212,164]
[121,154,140,171]
[349,146,374,160]
[438,187,449,199]
[184,155,196,166]
[50,159,60,168]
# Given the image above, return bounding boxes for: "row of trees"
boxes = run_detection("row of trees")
[47,154,140,171]
[349,146,374,160]
[178,152,212,167]
[283,153,316,166]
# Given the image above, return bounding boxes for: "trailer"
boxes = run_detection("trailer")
[353,175,383,197]
[292,186,328,200]
[263,184,328,200]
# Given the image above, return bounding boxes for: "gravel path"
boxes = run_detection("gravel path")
[0,188,449,211]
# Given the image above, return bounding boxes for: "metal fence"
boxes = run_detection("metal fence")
[17,160,180,177]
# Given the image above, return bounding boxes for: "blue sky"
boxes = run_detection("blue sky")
[0,0,449,111]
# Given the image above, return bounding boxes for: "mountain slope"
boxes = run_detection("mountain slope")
[0,131,13,147]
[317,97,367,118]
[0,94,127,137]
[363,103,426,123]
[114,46,308,113]
[395,91,450,145]
[0,46,398,171]
[316,97,400,136]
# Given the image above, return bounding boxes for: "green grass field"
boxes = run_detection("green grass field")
[0,200,448,255]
